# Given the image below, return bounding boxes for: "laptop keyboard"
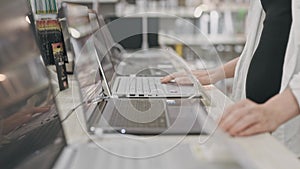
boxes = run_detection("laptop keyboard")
[109,100,167,128]
[122,77,164,96]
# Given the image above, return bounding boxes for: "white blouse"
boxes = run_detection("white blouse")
[232,0,300,156]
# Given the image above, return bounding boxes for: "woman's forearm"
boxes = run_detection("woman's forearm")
[210,57,239,83]
[223,57,239,78]
[263,88,300,126]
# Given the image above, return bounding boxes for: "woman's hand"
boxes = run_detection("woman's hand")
[218,99,280,136]
[160,57,239,85]
[220,88,300,136]
[219,89,300,136]
[160,68,225,85]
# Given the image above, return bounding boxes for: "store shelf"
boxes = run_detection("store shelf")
[116,3,249,18]
[62,0,117,4]
[159,34,246,45]
[117,7,195,18]
[99,0,118,2]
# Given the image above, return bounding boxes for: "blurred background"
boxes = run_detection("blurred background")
[67,0,249,96]
[31,0,250,95]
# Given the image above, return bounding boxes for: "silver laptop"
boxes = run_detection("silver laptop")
[72,32,206,135]
[93,26,203,98]
[58,4,206,135]
[60,6,202,99]
[84,12,204,99]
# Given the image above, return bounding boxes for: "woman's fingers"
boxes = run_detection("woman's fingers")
[219,99,260,134]
[172,77,193,85]
[197,75,214,85]
[227,113,258,135]
[220,100,250,123]
[219,107,249,132]
[236,123,266,136]
[161,70,210,84]
[160,75,173,83]
[160,72,186,83]
[218,98,279,137]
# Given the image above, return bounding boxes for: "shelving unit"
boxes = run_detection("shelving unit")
[116,4,249,18]
[53,1,249,69]
[61,0,117,3]
[57,0,249,47]
[112,1,249,48]
[159,34,246,45]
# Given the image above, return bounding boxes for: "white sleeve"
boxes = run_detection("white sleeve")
[288,1,300,106]
[289,72,300,107]
[231,0,263,101]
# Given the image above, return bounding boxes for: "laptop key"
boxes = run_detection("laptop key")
[149,79,158,95]
[118,78,128,94]
[129,78,136,95]
[136,77,143,94]
[142,78,150,94]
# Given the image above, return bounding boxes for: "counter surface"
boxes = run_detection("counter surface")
[55,76,300,169]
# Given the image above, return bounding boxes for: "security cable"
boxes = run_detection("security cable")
[61,92,109,122]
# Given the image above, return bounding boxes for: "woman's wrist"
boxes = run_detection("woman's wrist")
[210,67,226,83]
[260,102,283,131]
[262,88,300,128]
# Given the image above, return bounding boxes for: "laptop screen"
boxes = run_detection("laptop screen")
[0,1,66,168]
[70,7,115,97]
[62,4,122,97]
[90,13,116,81]
[88,13,119,96]
[62,3,109,119]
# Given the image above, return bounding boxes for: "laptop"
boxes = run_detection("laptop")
[59,7,207,135]
[59,3,203,99]
[70,32,205,135]
[92,14,204,99]
[80,11,206,99]
[57,3,212,135]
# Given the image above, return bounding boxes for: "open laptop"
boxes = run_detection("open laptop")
[70,25,205,135]
[60,3,203,99]
[96,46,209,135]
[60,7,207,135]
[90,14,203,99]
